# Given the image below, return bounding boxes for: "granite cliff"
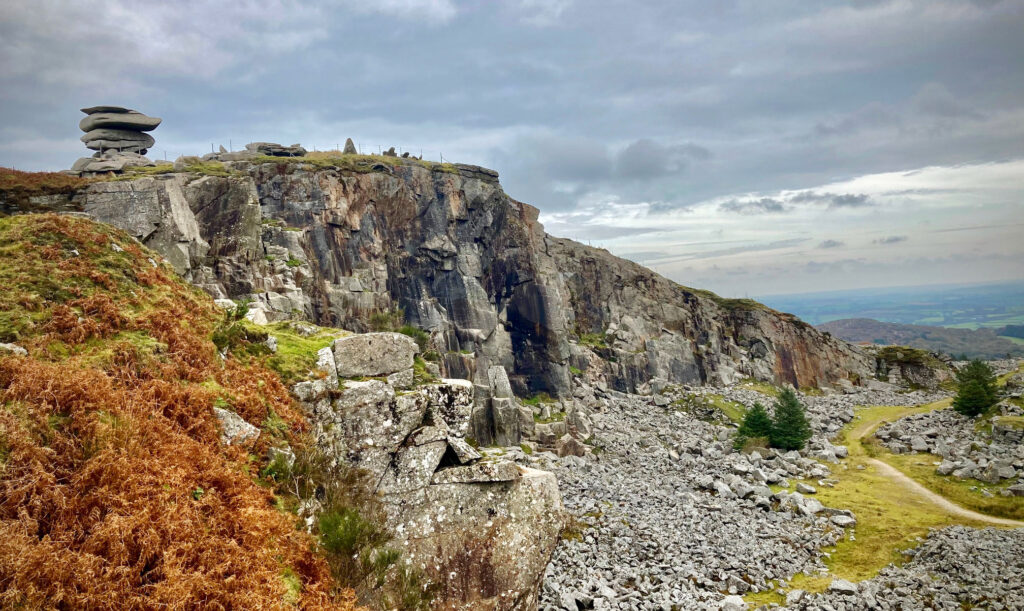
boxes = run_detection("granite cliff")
[3,155,876,440]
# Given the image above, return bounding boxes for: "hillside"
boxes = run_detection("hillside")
[0,214,356,608]
[819,317,1024,359]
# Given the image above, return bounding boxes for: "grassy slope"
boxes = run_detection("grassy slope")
[0,214,356,609]
[748,399,1003,606]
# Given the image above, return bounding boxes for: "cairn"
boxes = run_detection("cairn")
[71,106,161,173]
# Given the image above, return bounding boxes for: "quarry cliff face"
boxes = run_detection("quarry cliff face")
[43,158,874,397]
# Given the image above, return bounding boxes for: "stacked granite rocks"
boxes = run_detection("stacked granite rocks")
[71,106,161,174]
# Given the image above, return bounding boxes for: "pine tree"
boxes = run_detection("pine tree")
[770,388,812,451]
[738,402,773,439]
[953,359,998,417]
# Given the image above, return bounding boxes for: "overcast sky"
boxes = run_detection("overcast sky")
[2,0,1022,296]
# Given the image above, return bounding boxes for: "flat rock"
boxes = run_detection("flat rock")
[81,105,133,114]
[79,111,161,132]
[332,332,417,377]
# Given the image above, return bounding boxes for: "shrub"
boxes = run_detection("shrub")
[738,402,772,438]
[734,402,773,449]
[952,359,998,417]
[398,324,429,351]
[769,388,812,451]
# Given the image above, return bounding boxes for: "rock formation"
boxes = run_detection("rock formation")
[13,155,876,447]
[245,142,307,157]
[343,138,358,154]
[71,105,161,173]
[292,331,563,607]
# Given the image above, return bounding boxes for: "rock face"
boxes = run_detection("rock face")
[32,158,873,428]
[72,106,162,173]
[293,334,563,608]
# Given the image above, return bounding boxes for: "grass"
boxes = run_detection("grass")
[671,392,747,424]
[120,159,240,179]
[0,167,95,212]
[523,392,558,408]
[686,286,768,312]
[578,332,608,350]
[707,394,747,423]
[878,451,1024,520]
[994,415,1024,430]
[747,398,1005,606]
[258,321,347,384]
[253,152,460,175]
[738,378,780,397]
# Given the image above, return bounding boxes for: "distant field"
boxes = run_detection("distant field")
[760,281,1024,329]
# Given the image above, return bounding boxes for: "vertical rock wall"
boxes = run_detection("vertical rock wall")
[63,159,874,397]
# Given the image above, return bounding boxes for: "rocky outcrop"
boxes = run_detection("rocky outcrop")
[293,332,563,608]
[16,156,874,420]
[71,106,162,173]
[866,345,954,389]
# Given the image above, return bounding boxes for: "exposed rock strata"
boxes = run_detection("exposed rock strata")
[55,160,874,405]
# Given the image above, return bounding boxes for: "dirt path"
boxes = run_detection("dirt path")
[864,457,1024,526]
[851,402,1024,528]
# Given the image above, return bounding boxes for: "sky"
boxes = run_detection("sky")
[1,0,1022,297]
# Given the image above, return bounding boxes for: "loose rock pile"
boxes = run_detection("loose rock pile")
[530,381,1023,609]
[531,388,859,609]
[71,105,161,173]
[790,526,1024,610]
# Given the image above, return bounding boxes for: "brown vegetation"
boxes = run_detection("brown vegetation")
[0,214,357,609]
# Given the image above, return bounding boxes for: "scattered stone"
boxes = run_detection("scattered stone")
[0,342,28,356]
[213,407,259,446]
[796,482,817,494]
[829,578,857,594]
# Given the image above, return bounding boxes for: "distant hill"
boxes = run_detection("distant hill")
[819,318,1024,359]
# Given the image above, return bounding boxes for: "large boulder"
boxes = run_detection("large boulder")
[81,128,155,152]
[245,142,307,157]
[79,110,161,132]
[332,332,418,378]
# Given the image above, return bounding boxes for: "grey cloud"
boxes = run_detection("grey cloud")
[873,235,908,244]
[646,238,811,266]
[2,0,1023,295]
[911,83,983,120]
[818,239,844,248]
[614,139,711,180]
[790,192,874,209]
[719,198,788,214]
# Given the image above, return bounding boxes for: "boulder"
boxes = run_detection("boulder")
[828,578,857,595]
[343,138,357,154]
[332,332,417,377]
[245,142,307,157]
[79,110,162,132]
[212,407,259,446]
[81,128,156,149]
[556,433,586,458]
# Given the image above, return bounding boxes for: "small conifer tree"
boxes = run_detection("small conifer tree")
[953,359,998,417]
[738,402,773,439]
[770,388,812,451]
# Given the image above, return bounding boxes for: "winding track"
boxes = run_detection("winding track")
[851,403,1024,528]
